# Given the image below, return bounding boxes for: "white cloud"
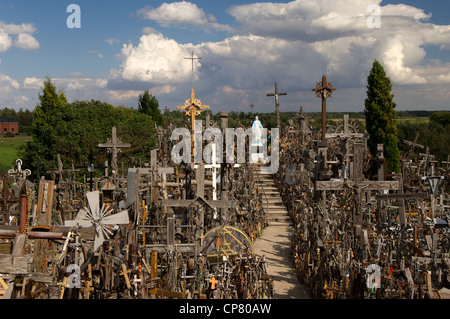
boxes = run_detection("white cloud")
[0,73,24,109]
[0,29,12,52]
[0,21,37,35]
[138,1,233,32]
[14,33,40,50]
[23,77,42,89]
[117,32,196,84]
[0,73,20,90]
[87,50,103,59]
[105,38,120,45]
[0,20,39,52]
[6,1,450,112]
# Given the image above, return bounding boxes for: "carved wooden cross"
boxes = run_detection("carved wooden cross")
[177,89,210,133]
[312,75,336,142]
[177,89,210,157]
[267,82,287,129]
[98,127,131,173]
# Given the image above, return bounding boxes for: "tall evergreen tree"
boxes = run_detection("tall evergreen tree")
[138,90,162,126]
[364,60,401,173]
[19,76,68,175]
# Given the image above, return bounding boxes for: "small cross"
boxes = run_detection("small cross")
[132,274,142,296]
[209,276,218,290]
[120,264,132,289]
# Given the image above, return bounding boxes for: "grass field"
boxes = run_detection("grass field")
[0,135,31,172]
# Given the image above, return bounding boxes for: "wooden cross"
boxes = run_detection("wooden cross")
[177,89,210,133]
[120,264,132,289]
[98,127,131,173]
[0,276,8,297]
[209,276,218,290]
[403,133,424,159]
[312,75,336,142]
[267,82,287,129]
[325,114,366,178]
[177,89,210,157]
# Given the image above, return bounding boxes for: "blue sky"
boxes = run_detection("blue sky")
[0,0,450,114]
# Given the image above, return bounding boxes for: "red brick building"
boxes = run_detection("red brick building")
[0,117,19,134]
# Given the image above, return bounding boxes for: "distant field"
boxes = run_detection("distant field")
[0,135,31,172]
[329,117,429,124]
[396,117,430,123]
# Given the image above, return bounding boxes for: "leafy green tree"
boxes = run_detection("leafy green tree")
[364,60,401,174]
[138,90,162,126]
[19,78,157,180]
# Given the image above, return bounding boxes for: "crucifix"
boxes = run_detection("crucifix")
[98,127,131,174]
[312,75,336,142]
[267,82,287,129]
[176,89,210,157]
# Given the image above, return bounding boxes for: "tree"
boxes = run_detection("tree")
[19,76,68,176]
[138,90,162,126]
[19,78,157,180]
[364,60,401,174]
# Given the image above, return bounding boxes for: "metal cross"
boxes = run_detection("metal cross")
[312,75,336,142]
[267,82,287,129]
[185,51,201,88]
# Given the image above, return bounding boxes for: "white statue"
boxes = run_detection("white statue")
[252,116,263,146]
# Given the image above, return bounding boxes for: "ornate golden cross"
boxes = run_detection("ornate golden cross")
[177,88,210,157]
[177,88,210,133]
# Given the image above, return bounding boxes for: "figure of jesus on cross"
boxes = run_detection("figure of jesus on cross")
[312,75,336,142]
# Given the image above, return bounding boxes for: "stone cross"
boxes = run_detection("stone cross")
[312,75,336,142]
[98,127,131,173]
[267,82,287,129]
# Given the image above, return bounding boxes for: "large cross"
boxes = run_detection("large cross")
[98,127,131,174]
[312,75,336,142]
[403,133,424,159]
[267,82,287,129]
[185,51,201,88]
[177,89,210,157]
[177,89,210,133]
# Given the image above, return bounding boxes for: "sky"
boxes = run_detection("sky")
[0,0,450,115]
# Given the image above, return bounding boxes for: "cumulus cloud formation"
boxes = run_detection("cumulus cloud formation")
[0,21,39,53]
[117,31,197,84]
[0,73,24,108]
[137,1,450,92]
[138,1,233,32]
[6,1,450,112]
